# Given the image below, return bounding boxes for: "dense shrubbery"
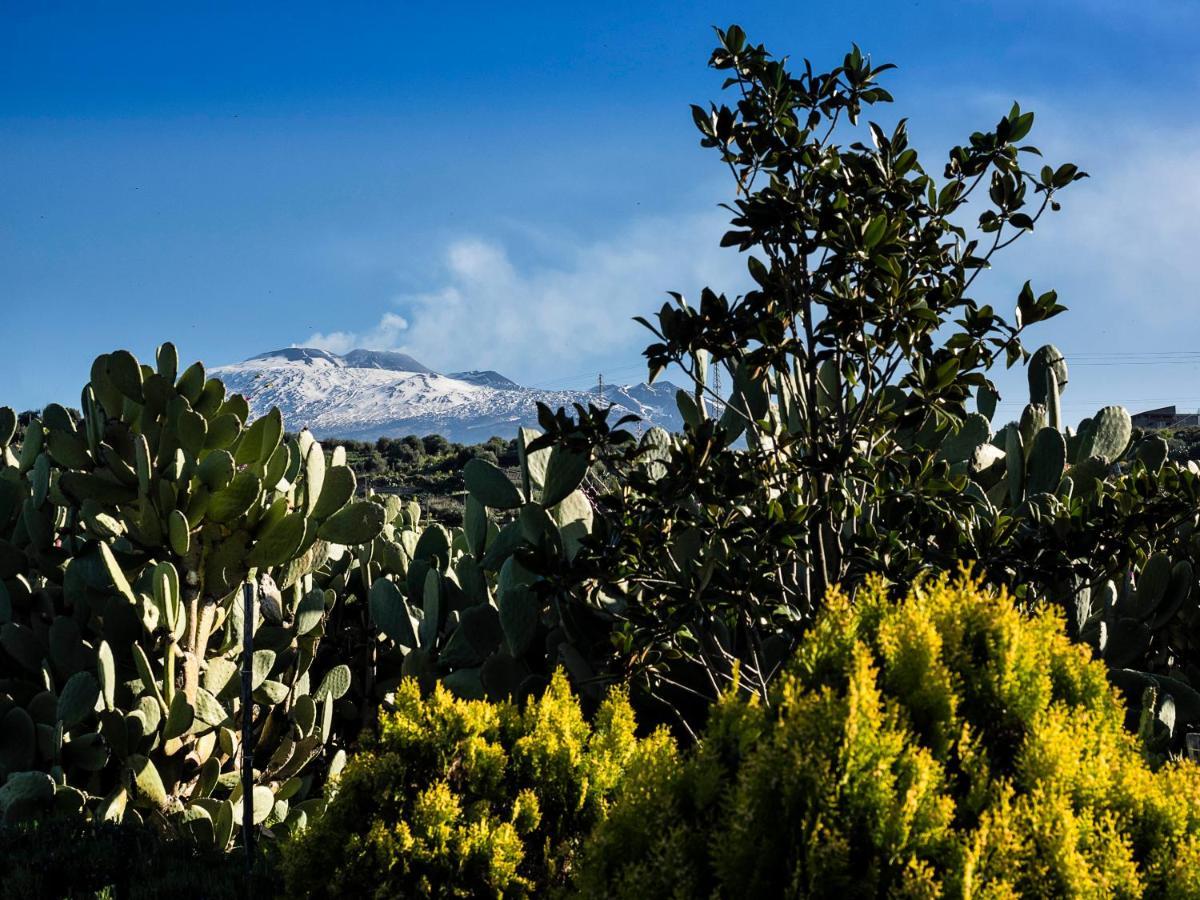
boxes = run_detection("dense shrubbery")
[575,575,1200,898]
[281,671,662,898]
[280,577,1200,897]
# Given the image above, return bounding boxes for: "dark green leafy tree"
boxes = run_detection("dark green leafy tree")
[526,26,1087,731]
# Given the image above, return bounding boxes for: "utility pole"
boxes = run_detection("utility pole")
[597,372,604,405]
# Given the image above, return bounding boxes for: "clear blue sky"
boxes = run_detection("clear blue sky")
[3,1,1199,423]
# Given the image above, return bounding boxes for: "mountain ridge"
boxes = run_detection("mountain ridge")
[211,347,681,442]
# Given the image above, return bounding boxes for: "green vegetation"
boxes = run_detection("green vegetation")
[575,575,1200,899]
[2,23,1199,900]
[333,434,520,527]
[0,346,384,846]
[281,671,657,898]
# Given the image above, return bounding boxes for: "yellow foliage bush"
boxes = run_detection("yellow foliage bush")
[279,671,651,899]
[575,575,1200,899]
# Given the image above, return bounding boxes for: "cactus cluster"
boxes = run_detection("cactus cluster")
[938,344,1138,508]
[325,425,605,708]
[0,345,386,843]
[933,343,1200,738]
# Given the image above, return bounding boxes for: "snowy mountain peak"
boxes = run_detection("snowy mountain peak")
[250,347,345,366]
[341,349,436,374]
[211,349,682,442]
[449,370,522,391]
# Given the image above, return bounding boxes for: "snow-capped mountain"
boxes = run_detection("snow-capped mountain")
[211,348,682,443]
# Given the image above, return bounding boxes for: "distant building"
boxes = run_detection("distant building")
[1131,405,1200,429]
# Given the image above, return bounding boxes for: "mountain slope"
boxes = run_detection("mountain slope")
[211,348,681,442]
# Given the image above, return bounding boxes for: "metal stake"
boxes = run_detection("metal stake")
[241,580,256,886]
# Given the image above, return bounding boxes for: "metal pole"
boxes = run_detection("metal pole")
[241,581,256,886]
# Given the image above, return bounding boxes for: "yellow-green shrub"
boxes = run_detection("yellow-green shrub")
[280,671,655,899]
[575,575,1200,899]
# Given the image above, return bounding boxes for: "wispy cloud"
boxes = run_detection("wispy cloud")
[303,311,409,356]
[987,117,1200,331]
[302,208,748,383]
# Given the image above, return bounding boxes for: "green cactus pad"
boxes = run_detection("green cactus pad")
[162,691,194,740]
[464,496,488,558]
[59,471,138,505]
[0,771,55,823]
[1149,560,1193,631]
[317,500,386,546]
[1134,552,1172,619]
[938,413,990,463]
[167,509,191,556]
[0,407,15,447]
[207,471,262,524]
[193,689,228,728]
[45,427,92,469]
[250,650,276,691]
[1135,435,1169,473]
[57,670,101,731]
[311,466,356,520]
[107,350,145,402]
[413,523,451,564]
[369,578,418,648]
[236,408,284,468]
[542,447,590,508]
[295,588,327,636]
[128,755,168,809]
[464,458,523,510]
[1081,406,1132,464]
[63,731,109,771]
[481,652,524,701]
[313,664,351,702]
[1027,344,1068,404]
[442,666,486,700]
[1026,427,1066,496]
[156,342,179,383]
[499,583,539,658]
[248,512,307,568]
[97,640,116,710]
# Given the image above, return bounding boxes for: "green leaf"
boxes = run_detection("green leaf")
[863,213,887,249]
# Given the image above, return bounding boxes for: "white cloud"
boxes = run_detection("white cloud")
[303,311,409,355]
[303,207,747,384]
[987,117,1200,330]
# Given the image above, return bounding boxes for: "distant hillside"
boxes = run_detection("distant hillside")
[211,347,681,442]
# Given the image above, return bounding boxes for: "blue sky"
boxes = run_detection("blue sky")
[3,1,1199,424]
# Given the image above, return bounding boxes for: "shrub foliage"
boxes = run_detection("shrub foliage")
[575,575,1200,899]
[281,671,664,898]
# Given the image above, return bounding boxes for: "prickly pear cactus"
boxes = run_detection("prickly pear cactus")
[313,425,606,709]
[955,345,1200,743]
[0,345,383,844]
